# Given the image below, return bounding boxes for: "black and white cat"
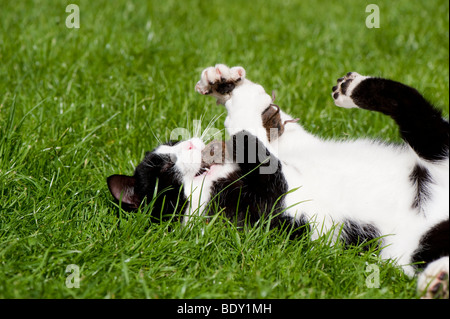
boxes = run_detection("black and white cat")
[107,65,449,298]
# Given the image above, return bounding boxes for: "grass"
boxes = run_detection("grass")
[0,0,448,299]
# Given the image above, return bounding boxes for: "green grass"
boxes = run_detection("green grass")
[0,0,448,299]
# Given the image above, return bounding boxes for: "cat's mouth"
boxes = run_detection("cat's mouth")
[195,140,227,177]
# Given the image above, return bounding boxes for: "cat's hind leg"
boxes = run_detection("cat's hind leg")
[418,256,449,299]
[332,72,449,162]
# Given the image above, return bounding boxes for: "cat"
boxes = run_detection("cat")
[107,64,449,299]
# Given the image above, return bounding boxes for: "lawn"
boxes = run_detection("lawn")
[0,0,448,300]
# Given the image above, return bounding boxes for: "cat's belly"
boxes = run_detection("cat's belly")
[281,158,422,234]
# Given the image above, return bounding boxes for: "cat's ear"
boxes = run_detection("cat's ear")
[107,174,140,209]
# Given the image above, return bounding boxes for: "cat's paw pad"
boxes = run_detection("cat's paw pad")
[332,72,368,108]
[195,64,245,96]
[418,257,449,299]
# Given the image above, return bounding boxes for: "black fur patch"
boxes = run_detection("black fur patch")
[409,163,433,211]
[341,219,380,250]
[274,214,310,240]
[411,219,449,269]
[133,151,187,221]
[350,78,449,161]
[107,141,187,221]
[209,131,289,229]
[215,81,236,95]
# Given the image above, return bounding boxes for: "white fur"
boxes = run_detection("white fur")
[155,138,238,224]
[183,163,237,224]
[333,72,369,108]
[196,65,449,294]
[417,256,449,298]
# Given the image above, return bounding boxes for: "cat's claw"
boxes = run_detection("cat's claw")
[195,64,246,103]
[332,72,369,108]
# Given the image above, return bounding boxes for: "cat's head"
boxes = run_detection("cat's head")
[107,138,227,219]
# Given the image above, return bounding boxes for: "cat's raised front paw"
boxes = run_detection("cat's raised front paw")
[195,64,246,102]
[332,72,368,108]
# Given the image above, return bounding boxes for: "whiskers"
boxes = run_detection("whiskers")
[150,127,163,145]
[148,112,226,148]
[199,112,226,143]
